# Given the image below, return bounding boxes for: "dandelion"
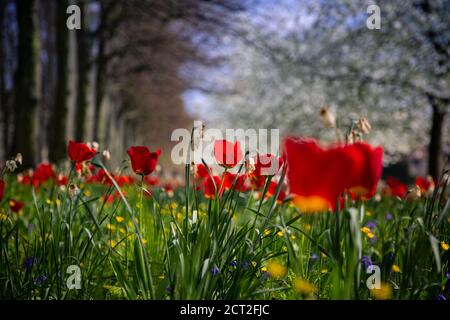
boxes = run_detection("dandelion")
[108,239,117,248]
[441,241,449,251]
[115,216,125,223]
[266,261,287,278]
[371,282,392,300]
[392,264,401,273]
[293,278,317,295]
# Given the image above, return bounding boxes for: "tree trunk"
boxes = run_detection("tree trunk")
[12,0,39,168]
[92,1,108,144]
[74,1,89,141]
[427,95,447,180]
[0,0,6,159]
[48,0,69,163]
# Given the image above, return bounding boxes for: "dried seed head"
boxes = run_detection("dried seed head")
[406,185,422,201]
[15,153,23,165]
[357,117,372,134]
[5,160,17,172]
[320,107,336,128]
[69,184,80,198]
[347,130,358,144]
[102,150,111,160]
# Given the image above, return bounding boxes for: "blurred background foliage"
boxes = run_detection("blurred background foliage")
[0,0,449,180]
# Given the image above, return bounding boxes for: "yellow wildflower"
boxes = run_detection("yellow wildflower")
[293,278,316,295]
[441,241,449,251]
[106,223,116,232]
[277,230,284,237]
[119,228,126,235]
[391,264,401,273]
[266,261,287,278]
[108,240,117,248]
[371,282,392,300]
[261,266,268,272]
[115,216,125,223]
[84,189,92,197]
[263,229,271,236]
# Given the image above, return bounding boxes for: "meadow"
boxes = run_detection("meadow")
[0,135,449,301]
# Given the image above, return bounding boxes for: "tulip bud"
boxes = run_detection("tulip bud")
[357,117,372,134]
[406,185,422,201]
[320,108,336,128]
[69,184,80,198]
[102,150,111,160]
[15,153,23,165]
[5,160,17,172]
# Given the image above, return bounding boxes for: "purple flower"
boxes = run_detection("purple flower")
[369,235,377,244]
[23,257,38,271]
[34,274,47,286]
[385,212,393,221]
[212,266,219,276]
[230,260,238,268]
[241,261,249,270]
[437,294,447,300]
[361,256,373,270]
[366,221,378,230]
[310,252,318,261]
[166,286,173,293]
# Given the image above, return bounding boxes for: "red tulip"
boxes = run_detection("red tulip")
[253,154,284,176]
[68,140,96,163]
[127,146,160,176]
[347,143,383,199]
[202,175,223,199]
[386,177,408,198]
[9,199,24,213]
[222,172,248,192]
[284,138,363,212]
[0,180,4,202]
[266,180,287,204]
[32,163,55,186]
[56,174,68,186]
[195,163,210,179]
[145,176,160,186]
[415,176,434,193]
[214,140,243,168]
